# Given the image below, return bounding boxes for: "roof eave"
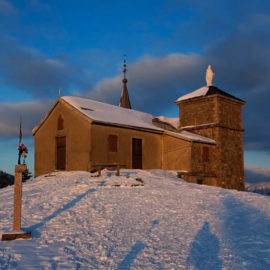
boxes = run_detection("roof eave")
[32,98,60,136]
[175,93,245,105]
[164,130,216,144]
[92,120,163,134]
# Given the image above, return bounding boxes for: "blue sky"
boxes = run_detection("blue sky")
[0,0,270,175]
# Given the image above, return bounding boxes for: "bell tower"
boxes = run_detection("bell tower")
[176,67,245,190]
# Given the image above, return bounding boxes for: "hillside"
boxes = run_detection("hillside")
[1,170,270,269]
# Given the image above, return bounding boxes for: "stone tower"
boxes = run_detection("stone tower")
[176,85,245,190]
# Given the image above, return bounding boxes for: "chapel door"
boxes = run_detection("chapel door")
[56,136,66,170]
[132,138,142,169]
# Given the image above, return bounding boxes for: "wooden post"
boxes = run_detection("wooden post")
[98,166,101,177]
[13,164,26,231]
[116,164,120,176]
[1,164,31,241]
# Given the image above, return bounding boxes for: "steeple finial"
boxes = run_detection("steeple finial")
[119,55,132,109]
[122,54,127,81]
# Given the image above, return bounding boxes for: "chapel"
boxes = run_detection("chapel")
[32,64,245,190]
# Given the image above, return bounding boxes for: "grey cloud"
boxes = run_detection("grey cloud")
[1,9,269,152]
[89,53,206,114]
[204,15,270,151]
[0,39,91,98]
[87,15,270,152]
[90,76,123,105]
[0,101,52,137]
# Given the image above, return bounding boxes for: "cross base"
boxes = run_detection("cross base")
[1,231,31,241]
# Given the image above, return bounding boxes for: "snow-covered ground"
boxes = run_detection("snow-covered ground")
[1,170,270,269]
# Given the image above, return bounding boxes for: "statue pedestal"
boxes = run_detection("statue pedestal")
[1,164,31,241]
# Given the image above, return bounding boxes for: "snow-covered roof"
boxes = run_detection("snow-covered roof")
[32,96,216,144]
[62,96,162,132]
[176,86,209,102]
[165,130,216,144]
[176,86,245,103]
[156,116,179,129]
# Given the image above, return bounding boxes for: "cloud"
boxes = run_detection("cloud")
[0,0,17,14]
[245,165,270,184]
[0,7,269,152]
[0,39,92,98]
[202,15,270,152]
[87,14,270,152]
[88,15,270,110]
[89,53,206,114]
[0,101,52,137]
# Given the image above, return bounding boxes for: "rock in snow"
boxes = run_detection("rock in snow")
[0,170,270,269]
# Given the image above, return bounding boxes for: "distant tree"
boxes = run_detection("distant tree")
[0,170,14,188]
[22,161,33,182]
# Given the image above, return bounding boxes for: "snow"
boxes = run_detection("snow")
[180,122,216,129]
[176,86,209,102]
[1,170,270,269]
[32,96,216,146]
[62,96,162,132]
[62,96,215,143]
[165,130,216,144]
[155,116,179,129]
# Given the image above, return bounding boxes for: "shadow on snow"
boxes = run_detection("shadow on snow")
[117,241,147,270]
[26,188,97,237]
[222,195,270,268]
[117,219,159,270]
[186,221,222,270]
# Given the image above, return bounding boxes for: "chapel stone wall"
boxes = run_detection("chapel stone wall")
[90,124,162,170]
[162,134,191,171]
[177,93,245,190]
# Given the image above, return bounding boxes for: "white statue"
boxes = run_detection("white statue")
[206,65,214,86]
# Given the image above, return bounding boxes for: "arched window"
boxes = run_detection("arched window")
[57,115,64,130]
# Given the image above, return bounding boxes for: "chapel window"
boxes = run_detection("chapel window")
[202,146,210,162]
[57,115,64,130]
[108,135,118,152]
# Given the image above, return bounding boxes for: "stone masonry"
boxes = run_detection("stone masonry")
[177,92,245,191]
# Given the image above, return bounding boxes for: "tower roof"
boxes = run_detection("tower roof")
[176,86,245,103]
[119,78,132,109]
[119,56,132,109]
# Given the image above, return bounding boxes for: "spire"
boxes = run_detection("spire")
[119,55,132,109]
